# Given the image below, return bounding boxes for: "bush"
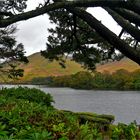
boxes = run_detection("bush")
[0,87,54,106]
[111,122,140,140]
[70,71,94,89]
[30,77,53,85]
[51,71,94,89]
[0,90,55,139]
[0,88,111,139]
[51,75,72,87]
[0,87,140,139]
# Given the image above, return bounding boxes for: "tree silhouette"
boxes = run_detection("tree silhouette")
[0,25,28,80]
[0,0,140,70]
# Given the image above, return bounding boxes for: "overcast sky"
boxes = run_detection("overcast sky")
[16,0,121,56]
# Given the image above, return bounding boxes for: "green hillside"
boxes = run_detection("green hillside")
[19,52,84,81]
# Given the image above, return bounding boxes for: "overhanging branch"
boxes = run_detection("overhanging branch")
[0,0,140,28]
[105,8,140,42]
[113,8,140,27]
[66,7,140,65]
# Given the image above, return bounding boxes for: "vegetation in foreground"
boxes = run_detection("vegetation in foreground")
[30,69,140,90]
[0,87,140,139]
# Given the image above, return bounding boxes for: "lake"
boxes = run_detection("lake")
[1,85,140,124]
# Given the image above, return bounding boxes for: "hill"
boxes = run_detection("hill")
[1,52,139,83]
[96,58,140,73]
[18,53,140,81]
[19,52,84,81]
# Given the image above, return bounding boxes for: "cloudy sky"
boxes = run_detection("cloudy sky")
[16,0,121,56]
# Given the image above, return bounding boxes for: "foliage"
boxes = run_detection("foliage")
[0,0,28,80]
[0,87,54,106]
[50,71,94,89]
[0,0,27,14]
[0,87,140,139]
[0,1,140,67]
[111,123,140,140]
[0,98,54,139]
[42,7,103,70]
[50,75,72,87]
[42,6,124,71]
[0,26,28,81]
[49,69,140,90]
[1,0,140,80]
[92,70,140,90]
[70,71,94,89]
[0,87,112,139]
[31,77,53,85]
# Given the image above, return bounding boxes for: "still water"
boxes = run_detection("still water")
[1,85,140,124]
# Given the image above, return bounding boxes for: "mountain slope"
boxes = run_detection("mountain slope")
[20,53,140,80]
[20,52,84,81]
[96,58,140,73]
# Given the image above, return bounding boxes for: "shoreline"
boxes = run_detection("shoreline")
[0,83,140,91]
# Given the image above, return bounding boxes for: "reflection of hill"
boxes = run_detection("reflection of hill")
[96,58,140,73]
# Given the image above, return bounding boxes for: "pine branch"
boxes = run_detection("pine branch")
[105,8,140,42]
[66,7,140,65]
[0,0,140,28]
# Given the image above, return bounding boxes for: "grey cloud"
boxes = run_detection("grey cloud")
[15,0,51,56]
[16,14,52,56]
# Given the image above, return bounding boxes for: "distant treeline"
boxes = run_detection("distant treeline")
[30,69,140,90]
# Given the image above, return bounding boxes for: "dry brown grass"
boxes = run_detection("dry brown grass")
[96,58,140,73]
[19,52,84,81]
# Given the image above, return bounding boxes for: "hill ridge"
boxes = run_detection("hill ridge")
[19,52,140,81]
[20,52,84,81]
[96,58,139,73]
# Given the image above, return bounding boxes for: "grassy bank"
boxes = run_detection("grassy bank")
[0,87,140,139]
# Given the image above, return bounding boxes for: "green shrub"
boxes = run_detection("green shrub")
[0,87,140,139]
[111,122,140,140]
[30,77,53,85]
[51,71,94,89]
[0,88,106,139]
[0,87,54,106]
[70,71,94,89]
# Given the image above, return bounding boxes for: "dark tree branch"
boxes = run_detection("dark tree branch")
[45,0,50,6]
[0,2,64,28]
[118,29,125,38]
[105,8,140,42]
[113,8,140,27]
[134,41,138,49]
[0,0,140,28]
[1,0,140,66]
[66,7,140,65]
[0,11,13,17]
